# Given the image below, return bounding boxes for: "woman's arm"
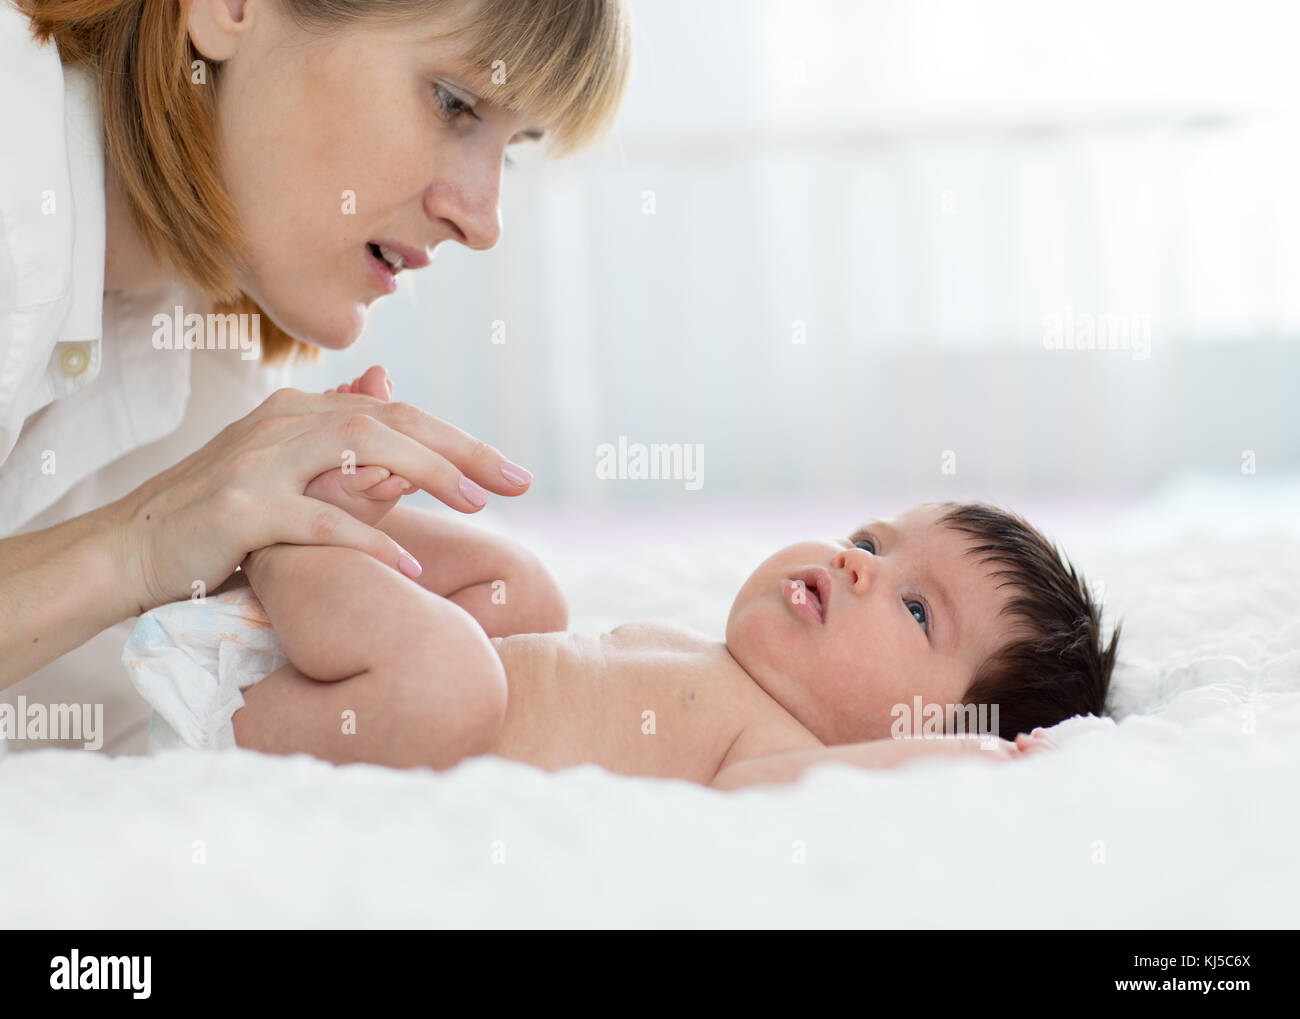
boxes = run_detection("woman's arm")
[0,501,139,691]
[1,381,536,692]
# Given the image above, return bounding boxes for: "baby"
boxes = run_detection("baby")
[216,385,1117,789]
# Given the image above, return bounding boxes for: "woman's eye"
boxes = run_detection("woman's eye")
[433,83,476,122]
[906,600,928,632]
[853,538,876,554]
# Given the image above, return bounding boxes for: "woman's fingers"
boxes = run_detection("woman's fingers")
[355,403,533,497]
[269,407,527,510]
[241,387,532,509]
[277,497,422,579]
[326,415,497,511]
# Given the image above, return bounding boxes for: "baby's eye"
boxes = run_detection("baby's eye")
[906,599,928,632]
[853,538,876,554]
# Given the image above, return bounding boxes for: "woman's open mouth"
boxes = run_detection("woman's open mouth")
[366,242,407,271]
[363,243,401,294]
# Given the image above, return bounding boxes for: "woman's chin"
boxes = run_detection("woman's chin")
[266,303,366,351]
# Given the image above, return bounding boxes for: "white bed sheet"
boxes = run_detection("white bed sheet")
[2,477,1297,928]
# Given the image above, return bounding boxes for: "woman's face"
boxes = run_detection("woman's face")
[188,0,544,348]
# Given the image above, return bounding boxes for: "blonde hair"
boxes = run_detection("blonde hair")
[17,0,632,365]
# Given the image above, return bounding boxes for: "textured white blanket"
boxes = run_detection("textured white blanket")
[2,478,1297,927]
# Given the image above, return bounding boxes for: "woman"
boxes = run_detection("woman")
[0,0,631,752]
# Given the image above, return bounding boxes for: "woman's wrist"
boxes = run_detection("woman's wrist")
[75,499,149,624]
[94,492,165,619]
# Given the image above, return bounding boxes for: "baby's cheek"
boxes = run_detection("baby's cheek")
[728,597,788,674]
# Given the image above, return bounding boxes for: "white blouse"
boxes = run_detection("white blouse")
[0,4,291,755]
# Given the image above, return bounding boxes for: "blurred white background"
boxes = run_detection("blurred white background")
[296,0,1300,521]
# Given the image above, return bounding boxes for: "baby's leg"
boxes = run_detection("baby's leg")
[233,660,489,769]
[236,542,507,768]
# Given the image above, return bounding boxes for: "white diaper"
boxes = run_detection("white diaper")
[122,586,288,752]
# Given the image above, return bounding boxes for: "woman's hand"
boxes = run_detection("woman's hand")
[304,366,411,527]
[109,369,534,614]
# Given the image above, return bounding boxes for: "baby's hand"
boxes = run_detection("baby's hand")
[303,463,410,526]
[995,729,1056,759]
[325,363,394,400]
[918,728,1056,761]
[305,365,413,526]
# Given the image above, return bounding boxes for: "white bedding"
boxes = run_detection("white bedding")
[2,477,1298,928]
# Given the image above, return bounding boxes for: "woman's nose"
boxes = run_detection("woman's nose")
[424,172,502,251]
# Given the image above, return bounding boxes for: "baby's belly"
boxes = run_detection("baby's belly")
[486,629,758,783]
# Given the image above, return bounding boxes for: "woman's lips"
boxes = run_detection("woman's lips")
[363,244,399,295]
[782,567,830,624]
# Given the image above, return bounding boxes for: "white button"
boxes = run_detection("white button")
[59,345,89,377]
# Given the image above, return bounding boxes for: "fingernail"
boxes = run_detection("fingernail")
[500,460,532,486]
[459,476,488,507]
[398,478,413,492]
[371,467,392,483]
[397,550,422,579]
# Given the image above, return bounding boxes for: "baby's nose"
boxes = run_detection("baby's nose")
[833,547,877,590]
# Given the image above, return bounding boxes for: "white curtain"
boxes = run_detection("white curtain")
[297,0,1300,504]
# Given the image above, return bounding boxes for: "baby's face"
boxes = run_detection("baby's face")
[725,504,1015,745]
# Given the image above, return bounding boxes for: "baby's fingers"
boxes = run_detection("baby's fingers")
[1015,731,1056,756]
[363,473,412,501]
[335,465,391,494]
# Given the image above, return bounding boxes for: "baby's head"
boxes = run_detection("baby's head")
[725,501,1118,743]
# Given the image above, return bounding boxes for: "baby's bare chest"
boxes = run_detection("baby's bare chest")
[488,624,787,781]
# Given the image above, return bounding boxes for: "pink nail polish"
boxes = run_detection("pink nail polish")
[398,552,422,579]
[500,460,532,486]
[459,476,488,507]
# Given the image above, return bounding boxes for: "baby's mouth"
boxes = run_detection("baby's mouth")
[786,567,831,623]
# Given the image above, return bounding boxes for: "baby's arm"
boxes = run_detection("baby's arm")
[233,543,507,769]
[302,471,567,637]
[710,732,1054,790]
[377,503,567,637]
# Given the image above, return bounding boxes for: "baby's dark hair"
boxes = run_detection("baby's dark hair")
[937,501,1119,739]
